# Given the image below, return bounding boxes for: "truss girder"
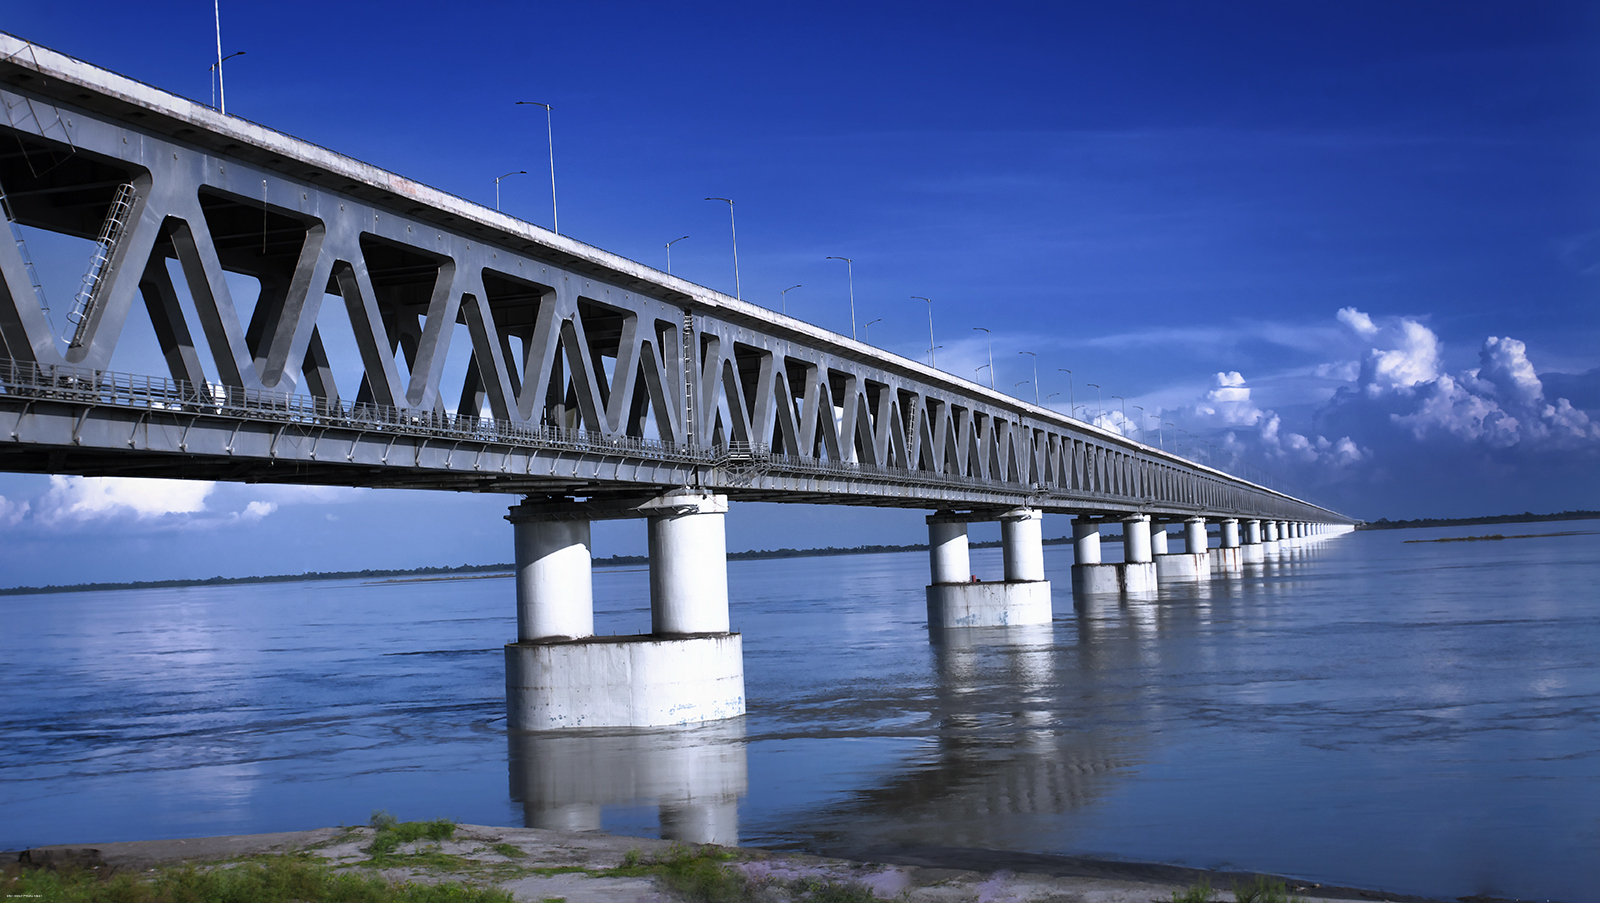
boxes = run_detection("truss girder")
[0,37,1352,525]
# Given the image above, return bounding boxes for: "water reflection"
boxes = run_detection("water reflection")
[507,720,748,844]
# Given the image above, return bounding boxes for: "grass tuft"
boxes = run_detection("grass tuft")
[1172,880,1214,903]
[366,815,458,864]
[1232,875,1306,903]
[1,854,511,902]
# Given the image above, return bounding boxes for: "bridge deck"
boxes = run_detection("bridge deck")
[0,33,1349,524]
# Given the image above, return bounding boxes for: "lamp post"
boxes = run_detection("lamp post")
[863,318,882,344]
[494,170,527,211]
[705,198,740,300]
[1087,383,1102,423]
[209,50,244,113]
[976,364,991,382]
[781,284,801,315]
[1019,351,1039,404]
[973,328,994,388]
[1057,369,1074,420]
[1163,421,1173,451]
[1133,405,1145,442]
[1111,395,1126,436]
[825,257,856,340]
[665,236,689,274]
[912,296,935,366]
[515,102,559,234]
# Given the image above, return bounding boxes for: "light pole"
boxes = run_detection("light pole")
[863,317,882,344]
[1019,351,1039,404]
[209,50,244,113]
[825,257,856,340]
[912,297,935,366]
[1163,422,1173,450]
[781,284,801,315]
[1111,396,1126,436]
[705,198,740,300]
[665,236,688,274]
[976,364,991,382]
[1087,383,1102,423]
[494,170,526,211]
[1057,369,1074,420]
[973,328,994,388]
[1133,405,1145,442]
[515,101,559,234]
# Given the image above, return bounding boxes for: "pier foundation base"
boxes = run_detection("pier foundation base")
[506,634,745,730]
[926,581,1052,628]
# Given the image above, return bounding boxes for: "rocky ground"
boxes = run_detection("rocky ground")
[10,824,1436,903]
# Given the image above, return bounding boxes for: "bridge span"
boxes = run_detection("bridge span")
[0,34,1355,730]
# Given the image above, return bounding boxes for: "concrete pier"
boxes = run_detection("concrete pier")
[925,509,1052,628]
[1211,518,1242,574]
[505,491,746,731]
[1070,516,1122,595]
[1156,516,1212,582]
[1241,518,1266,565]
[1121,514,1158,594]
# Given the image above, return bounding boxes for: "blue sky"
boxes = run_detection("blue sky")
[1,1,1597,584]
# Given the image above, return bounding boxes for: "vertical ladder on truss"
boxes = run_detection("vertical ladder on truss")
[0,174,54,331]
[63,182,136,349]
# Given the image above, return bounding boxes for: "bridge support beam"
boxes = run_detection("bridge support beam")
[1121,514,1158,594]
[1157,516,1212,583]
[1241,519,1265,565]
[505,491,745,731]
[925,508,1052,628]
[1070,516,1120,596]
[1211,518,1243,574]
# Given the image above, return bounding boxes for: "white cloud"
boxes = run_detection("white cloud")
[39,476,214,525]
[0,495,29,527]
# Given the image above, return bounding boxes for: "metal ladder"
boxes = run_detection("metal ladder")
[64,182,136,349]
[0,175,54,330]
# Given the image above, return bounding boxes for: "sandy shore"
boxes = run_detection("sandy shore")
[7,824,1443,903]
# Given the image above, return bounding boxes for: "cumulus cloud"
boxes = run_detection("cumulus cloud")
[0,495,29,527]
[38,476,214,526]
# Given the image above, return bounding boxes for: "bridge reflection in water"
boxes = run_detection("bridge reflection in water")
[508,720,748,845]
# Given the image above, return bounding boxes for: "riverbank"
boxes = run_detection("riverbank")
[5,823,1445,903]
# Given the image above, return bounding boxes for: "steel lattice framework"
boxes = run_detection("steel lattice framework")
[0,34,1351,524]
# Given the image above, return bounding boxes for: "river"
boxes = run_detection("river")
[2,524,1596,901]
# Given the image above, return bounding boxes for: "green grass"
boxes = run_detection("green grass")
[366,812,458,864]
[1172,880,1214,903]
[0,855,512,903]
[1232,875,1306,903]
[489,844,526,860]
[603,847,880,903]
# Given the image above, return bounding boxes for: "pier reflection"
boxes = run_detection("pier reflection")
[507,720,748,844]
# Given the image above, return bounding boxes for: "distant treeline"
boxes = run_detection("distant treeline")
[1357,510,1600,531]
[0,534,1107,598]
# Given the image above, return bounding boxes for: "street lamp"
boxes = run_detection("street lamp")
[705,198,740,300]
[912,297,935,366]
[665,236,689,274]
[973,328,994,388]
[781,284,802,315]
[825,257,856,340]
[1163,422,1174,450]
[1086,383,1102,423]
[1133,405,1145,442]
[976,364,991,382]
[1111,395,1126,436]
[1019,351,1039,404]
[863,318,883,343]
[1057,369,1074,420]
[209,50,244,113]
[515,102,559,234]
[494,170,527,211]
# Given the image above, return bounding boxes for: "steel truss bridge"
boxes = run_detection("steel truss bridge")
[0,34,1351,525]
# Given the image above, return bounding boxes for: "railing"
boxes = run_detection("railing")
[0,358,1328,517]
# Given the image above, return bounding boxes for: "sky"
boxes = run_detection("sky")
[1,1,1597,584]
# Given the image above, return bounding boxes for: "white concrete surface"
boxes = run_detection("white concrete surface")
[926,581,1053,628]
[927,519,971,583]
[1072,517,1102,564]
[512,517,595,642]
[648,492,730,635]
[506,634,745,730]
[1000,507,1046,582]
[1071,563,1122,596]
[1155,551,1210,582]
[1185,517,1208,554]
[1122,515,1153,563]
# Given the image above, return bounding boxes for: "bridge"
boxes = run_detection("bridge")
[0,33,1355,731]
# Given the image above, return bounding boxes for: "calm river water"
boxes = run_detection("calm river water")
[3,525,1597,901]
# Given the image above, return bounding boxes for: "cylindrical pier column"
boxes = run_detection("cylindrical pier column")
[1073,517,1102,564]
[928,518,971,584]
[1150,523,1170,556]
[1122,515,1152,564]
[1001,508,1046,582]
[509,512,595,641]
[1185,517,1207,554]
[1245,519,1262,545]
[1221,518,1240,548]
[649,492,731,635]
